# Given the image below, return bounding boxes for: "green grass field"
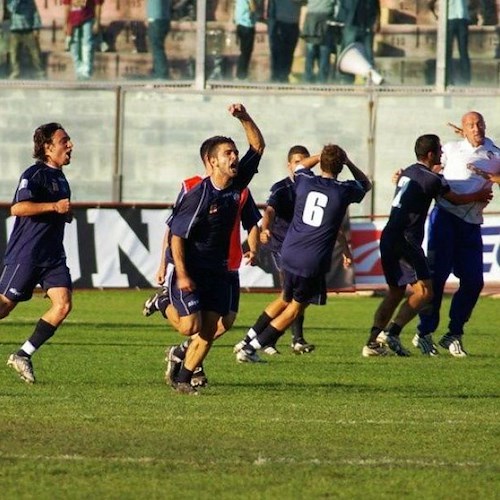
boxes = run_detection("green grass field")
[0,290,498,499]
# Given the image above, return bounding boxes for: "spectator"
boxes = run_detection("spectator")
[301,0,335,83]
[147,0,172,80]
[234,0,258,80]
[266,0,305,83]
[63,0,103,81]
[429,0,485,85]
[337,0,380,84]
[6,0,45,79]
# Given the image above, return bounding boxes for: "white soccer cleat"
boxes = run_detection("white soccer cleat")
[7,353,35,384]
[236,347,262,363]
[361,343,389,357]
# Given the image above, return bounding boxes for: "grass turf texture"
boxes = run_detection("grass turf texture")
[0,290,498,499]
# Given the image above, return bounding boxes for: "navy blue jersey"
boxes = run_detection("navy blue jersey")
[240,189,262,232]
[169,147,261,272]
[4,162,71,266]
[383,162,450,247]
[281,169,368,278]
[266,176,295,252]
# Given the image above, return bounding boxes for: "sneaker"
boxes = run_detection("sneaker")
[262,345,280,356]
[236,346,262,363]
[412,333,439,356]
[233,340,247,353]
[164,346,182,386]
[143,288,169,317]
[438,333,454,349]
[191,365,208,388]
[361,343,389,357]
[7,353,35,384]
[292,341,315,354]
[172,381,199,395]
[376,331,410,357]
[447,338,468,358]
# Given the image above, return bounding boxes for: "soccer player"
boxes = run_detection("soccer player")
[245,145,317,356]
[415,112,500,357]
[234,143,371,363]
[364,134,493,357]
[166,103,265,394]
[1,123,74,383]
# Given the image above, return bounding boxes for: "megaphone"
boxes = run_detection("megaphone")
[337,42,384,85]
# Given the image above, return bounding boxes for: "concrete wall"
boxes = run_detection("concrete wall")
[0,85,499,218]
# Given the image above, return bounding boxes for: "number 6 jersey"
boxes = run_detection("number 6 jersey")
[281,167,368,278]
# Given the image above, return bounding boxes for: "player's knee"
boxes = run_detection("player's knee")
[55,300,72,321]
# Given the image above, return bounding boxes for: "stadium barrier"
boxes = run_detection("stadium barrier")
[1,205,499,290]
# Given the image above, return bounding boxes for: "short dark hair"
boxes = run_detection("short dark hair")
[287,145,310,161]
[33,122,64,162]
[414,134,441,160]
[320,144,346,176]
[206,135,236,159]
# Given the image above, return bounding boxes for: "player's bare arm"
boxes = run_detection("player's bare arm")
[297,154,320,171]
[170,235,196,292]
[244,225,260,265]
[260,205,276,245]
[11,198,71,217]
[228,103,265,154]
[345,157,372,191]
[444,188,493,205]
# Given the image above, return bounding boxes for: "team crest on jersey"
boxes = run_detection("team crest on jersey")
[209,203,218,214]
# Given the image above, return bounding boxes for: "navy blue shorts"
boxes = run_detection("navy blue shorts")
[282,270,327,305]
[379,234,430,287]
[0,262,72,302]
[167,264,232,317]
[227,270,240,313]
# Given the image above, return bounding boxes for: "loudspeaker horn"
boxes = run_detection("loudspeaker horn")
[337,42,384,85]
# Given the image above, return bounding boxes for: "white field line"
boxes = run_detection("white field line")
[0,453,486,469]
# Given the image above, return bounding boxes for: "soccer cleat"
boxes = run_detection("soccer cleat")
[361,343,389,357]
[164,346,182,386]
[143,291,160,316]
[7,354,35,384]
[172,381,199,395]
[377,331,410,357]
[412,333,439,356]
[143,288,169,317]
[446,337,468,358]
[262,345,280,356]
[438,333,454,349]
[191,365,208,388]
[236,346,262,363]
[292,341,315,354]
[233,340,247,353]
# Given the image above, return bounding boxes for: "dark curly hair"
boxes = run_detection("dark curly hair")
[33,122,64,162]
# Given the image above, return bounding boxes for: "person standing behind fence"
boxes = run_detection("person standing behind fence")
[234,0,258,80]
[1,123,74,384]
[63,0,103,81]
[6,0,45,79]
[147,0,172,80]
[301,0,335,83]
[337,0,380,84]
[266,0,305,83]
[429,0,485,86]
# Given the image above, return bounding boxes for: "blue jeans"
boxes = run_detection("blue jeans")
[446,18,471,85]
[148,19,171,79]
[417,206,483,338]
[305,43,331,83]
[69,19,95,80]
